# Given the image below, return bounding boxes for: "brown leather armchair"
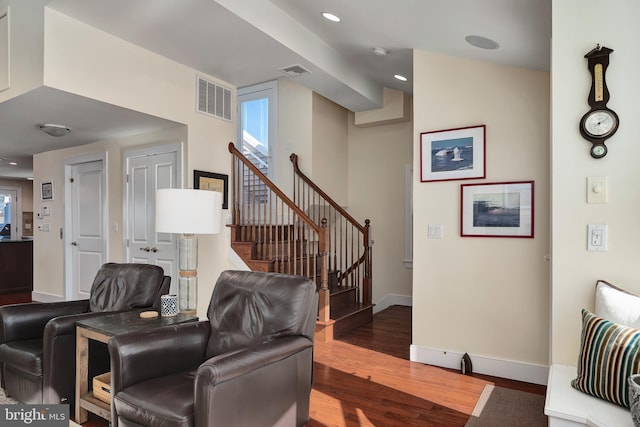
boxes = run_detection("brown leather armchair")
[108,270,318,427]
[0,262,170,406]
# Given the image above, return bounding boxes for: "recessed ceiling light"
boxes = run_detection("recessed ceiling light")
[465,35,500,50]
[321,12,341,22]
[394,74,408,82]
[39,123,71,137]
[8,162,17,166]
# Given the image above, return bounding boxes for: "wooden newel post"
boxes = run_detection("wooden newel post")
[318,218,330,322]
[363,219,372,306]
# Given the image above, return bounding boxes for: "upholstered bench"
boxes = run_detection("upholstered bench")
[544,364,633,427]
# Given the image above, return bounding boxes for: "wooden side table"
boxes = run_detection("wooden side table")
[74,310,198,424]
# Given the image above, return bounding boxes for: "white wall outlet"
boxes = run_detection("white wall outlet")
[587,224,607,251]
[587,177,608,204]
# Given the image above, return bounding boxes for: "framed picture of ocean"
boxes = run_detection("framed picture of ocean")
[461,181,534,238]
[420,125,486,182]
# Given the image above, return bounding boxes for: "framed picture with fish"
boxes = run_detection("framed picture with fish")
[460,181,534,238]
[420,125,486,182]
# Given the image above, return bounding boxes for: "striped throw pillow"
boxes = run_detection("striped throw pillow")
[572,309,640,407]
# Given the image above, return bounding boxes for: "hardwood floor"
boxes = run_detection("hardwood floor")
[309,305,544,427]
[0,294,545,426]
[0,291,31,306]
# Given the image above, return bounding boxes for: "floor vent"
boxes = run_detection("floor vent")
[278,64,312,78]
[196,76,232,121]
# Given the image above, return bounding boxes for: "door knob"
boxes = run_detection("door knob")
[150,247,158,253]
[140,247,151,252]
[71,241,78,246]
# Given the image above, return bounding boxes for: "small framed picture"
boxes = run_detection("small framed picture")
[420,125,486,182]
[194,170,228,209]
[461,181,534,238]
[41,181,54,201]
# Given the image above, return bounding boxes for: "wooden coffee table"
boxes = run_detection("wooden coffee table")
[74,310,198,424]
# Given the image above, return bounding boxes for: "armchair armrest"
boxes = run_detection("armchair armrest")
[108,321,210,394]
[0,300,89,342]
[194,336,314,427]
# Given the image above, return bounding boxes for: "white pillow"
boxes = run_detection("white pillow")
[595,280,640,329]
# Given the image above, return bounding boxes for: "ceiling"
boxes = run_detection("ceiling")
[0,0,551,179]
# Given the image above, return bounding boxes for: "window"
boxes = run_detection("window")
[237,81,277,181]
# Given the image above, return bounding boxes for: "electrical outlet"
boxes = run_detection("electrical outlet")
[587,224,607,251]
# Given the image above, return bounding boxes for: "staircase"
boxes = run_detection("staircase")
[228,143,373,341]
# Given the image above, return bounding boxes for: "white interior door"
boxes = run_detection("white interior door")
[126,150,179,293]
[69,160,106,300]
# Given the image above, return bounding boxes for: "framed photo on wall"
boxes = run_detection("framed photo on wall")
[420,125,486,182]
[461,181,534,238]
[194,170,228,209]
[41,181,54,201]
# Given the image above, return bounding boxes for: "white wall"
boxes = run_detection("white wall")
[31,9,236,317]
[412,50,550,383]
[551,0,640,365]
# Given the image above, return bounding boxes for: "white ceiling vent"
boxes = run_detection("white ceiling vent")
[278,64,312,78]
[196,76,232,121]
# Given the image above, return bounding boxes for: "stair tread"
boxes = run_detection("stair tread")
[331,302,373,321]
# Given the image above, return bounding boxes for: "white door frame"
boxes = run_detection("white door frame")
[63,152,108,301]
[122,141,184,262]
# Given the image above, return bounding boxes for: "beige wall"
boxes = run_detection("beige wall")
[412,50,550,374]
[0,178,33,212]
[551,0,640,365]
[276,78,312,196]
[312,93,348,206]
[277,80,412,307]
[0,0,45,102]
[347,110,413,304]
[31,9,236,317]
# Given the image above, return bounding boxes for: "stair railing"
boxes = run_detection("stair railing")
[290,154,372,306]
[228,143,332,323]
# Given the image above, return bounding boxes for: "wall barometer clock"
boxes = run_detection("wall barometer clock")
[579,44,618,159]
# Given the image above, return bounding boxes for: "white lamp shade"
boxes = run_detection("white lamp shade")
[156,188,222,234]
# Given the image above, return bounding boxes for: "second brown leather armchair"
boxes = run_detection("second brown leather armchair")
[0,262,170,406]
[108,270,318,427]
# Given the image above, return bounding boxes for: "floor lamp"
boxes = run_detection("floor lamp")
[156,188,222,315]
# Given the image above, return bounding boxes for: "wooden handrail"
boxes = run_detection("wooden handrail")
[290,153,365,233]
[290,152,372,306]
[229,142,320,233]
[229,141,331,322]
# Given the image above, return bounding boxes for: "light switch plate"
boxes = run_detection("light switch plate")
[587,177,607,204]
[428,225,443,239]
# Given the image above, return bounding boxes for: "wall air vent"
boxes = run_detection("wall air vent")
[196,76,232,121]
[278,64,312,78]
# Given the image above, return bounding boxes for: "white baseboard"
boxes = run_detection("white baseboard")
[31,291,65,303]
[374,294,412,314]
[410,345,549,385]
